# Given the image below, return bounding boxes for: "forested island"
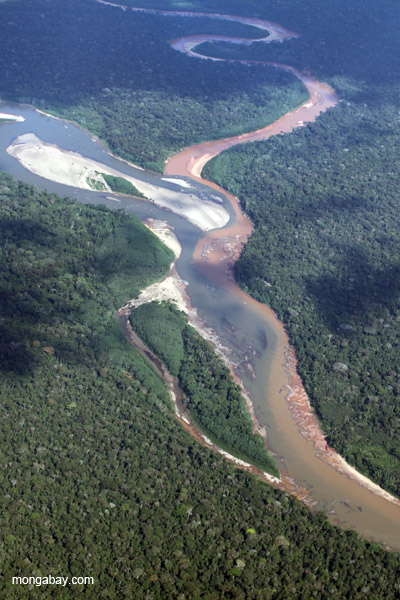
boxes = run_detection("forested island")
[130,301,278,475]
[101,174,145,197]
[1,0,400,595]
[1,171,400,598]
[202,0,400,496]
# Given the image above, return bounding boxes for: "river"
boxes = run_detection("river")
[1,7,400,550]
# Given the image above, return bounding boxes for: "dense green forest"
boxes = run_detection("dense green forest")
[1,0,400,593]
[0,0,307,172]
[199,0,400,496]
[130,301,278,475]
[101,174,145,197]
[1,171,400,598]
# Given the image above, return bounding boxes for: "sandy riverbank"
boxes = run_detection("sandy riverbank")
[0,112,25,122]
[144,218,182,258]
[160,10,400,530]
[121,218,282,486]
[124,219,232,356]
[7,133,229,231]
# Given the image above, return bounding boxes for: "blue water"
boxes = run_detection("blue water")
[0,101,275,397]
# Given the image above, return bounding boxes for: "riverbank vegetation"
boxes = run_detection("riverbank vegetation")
[102,174,145,197]
[205,102,400,496]
[1,171,400,598]
[0,0,308,172]
[130,301,279,475]
[201,0,400,497]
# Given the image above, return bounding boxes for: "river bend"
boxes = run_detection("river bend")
[1,4,399,548]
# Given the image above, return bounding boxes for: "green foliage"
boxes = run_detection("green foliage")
[130,302,185,376]
[102,173,145,197]
[0,0,308,171]
[204,94,400,496]
[86,176,106,191]
[130,301,278,475]
[0,172,173,373]
[2,172,399,598]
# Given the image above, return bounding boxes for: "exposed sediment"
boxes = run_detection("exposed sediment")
[7,133,229,232]
[160,8,400,515]
[0,111,25,122]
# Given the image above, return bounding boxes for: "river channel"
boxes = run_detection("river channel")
[1,9,400,550]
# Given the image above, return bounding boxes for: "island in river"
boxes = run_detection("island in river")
[2,2,400,547]
[1,0,400,595]
[7,133,229,231]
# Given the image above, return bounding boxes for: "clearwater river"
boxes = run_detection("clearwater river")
[1,8,400,550]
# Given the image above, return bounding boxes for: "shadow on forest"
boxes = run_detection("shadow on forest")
[1,0,399,111]
[0,217,56,372]
[0,215,133,375]
[250,191,372,230]
[306,245,400,332]
[0,0,276,107]
[296,193,369,221]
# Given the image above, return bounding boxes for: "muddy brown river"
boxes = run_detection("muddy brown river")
[161,7,400,549]
[1,3,399,549]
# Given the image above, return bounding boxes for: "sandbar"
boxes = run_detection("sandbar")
[7,133,229,231]
[0,112,25,122]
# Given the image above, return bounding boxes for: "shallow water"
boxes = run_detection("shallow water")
[1,100,400,549]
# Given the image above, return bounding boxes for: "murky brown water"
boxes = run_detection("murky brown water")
[162,13,400,549]
[4,1,400,548]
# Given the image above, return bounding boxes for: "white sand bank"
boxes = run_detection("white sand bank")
[7,134,229,231]
[0,112,25,122]
[161,176,194,189]
[127,270,190,315]
[333,455,400,508]
[145,218,182,258]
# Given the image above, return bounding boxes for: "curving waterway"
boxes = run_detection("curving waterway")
[1,4,400,548]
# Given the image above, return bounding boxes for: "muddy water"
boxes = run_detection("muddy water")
[2,4,400,548]
[161,13,400,548]
[187,197,400,547]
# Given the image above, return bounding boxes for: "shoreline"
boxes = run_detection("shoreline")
[6,133,229,232]
[120,219,282,486]
[127,219,246,379]
[0,111,25,122]
[283,347,400,508]
[161,12,400,515]
[34,105,150,173]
